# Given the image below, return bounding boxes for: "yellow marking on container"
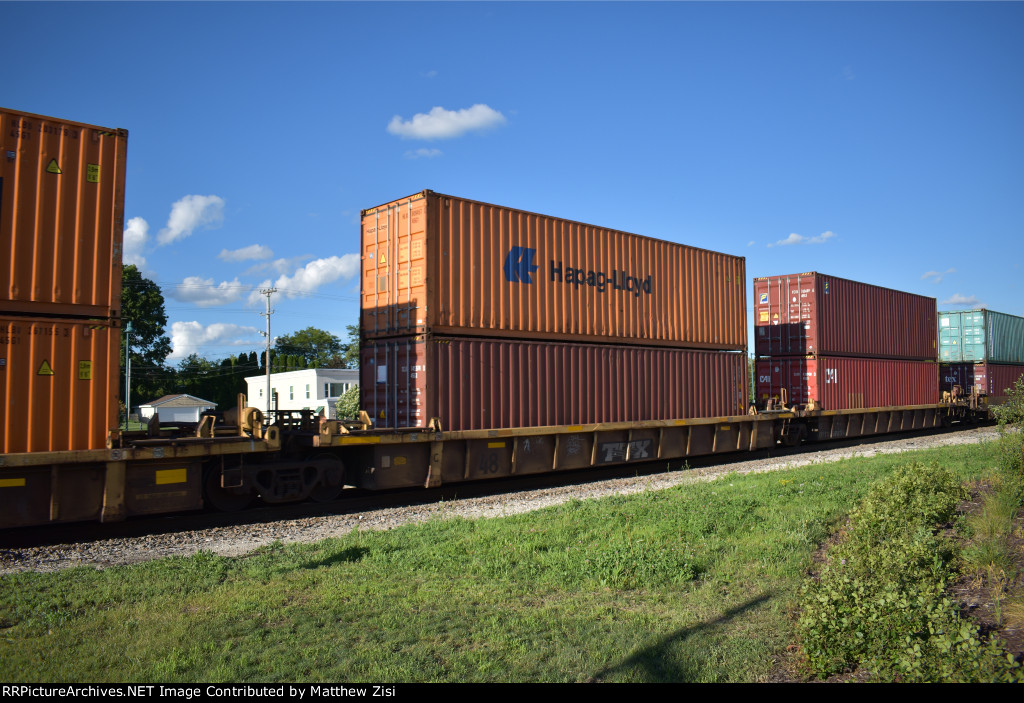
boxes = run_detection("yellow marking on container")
[487,442,506,449]
[340,436,382,445]
[87,164,100,183]
[37,360,54,376]
[79,361,92,380]
[46,159,62,174]
[759,311,769,322]
[394,456,407,465]
[0,478,27,488]
[155,468,188,485]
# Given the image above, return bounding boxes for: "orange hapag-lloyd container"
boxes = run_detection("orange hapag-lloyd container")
[1,108,128,319]
[361,191,747,351]
[0,315,120,453]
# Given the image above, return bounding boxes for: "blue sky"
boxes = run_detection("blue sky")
[4,1,1022,360]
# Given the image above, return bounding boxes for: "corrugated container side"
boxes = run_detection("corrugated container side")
[939,310,1024,364]
[1,108,128,318]
[753,272,936,360]
[0,315,119,453]
[361,191,747,350]
[939,363,1024,400]
[361,336,748,431]
[756,356,938,410]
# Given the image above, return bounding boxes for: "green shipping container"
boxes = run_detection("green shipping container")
[938,310,1024,364]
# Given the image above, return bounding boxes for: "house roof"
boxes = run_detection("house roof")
[140,394,217,408]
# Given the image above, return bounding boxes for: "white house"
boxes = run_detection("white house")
[138,394,217,423]
[244,368,359,419]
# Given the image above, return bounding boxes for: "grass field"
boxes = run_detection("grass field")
[0,441,1008,683]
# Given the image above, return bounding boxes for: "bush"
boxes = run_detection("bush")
[798,463,1020,682]
[335,386,361,421]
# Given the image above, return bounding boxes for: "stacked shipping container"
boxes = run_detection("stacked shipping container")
[753,272,938,410]
[361,191,748,431]
[1,108,128,453]
[938,309,1024,400]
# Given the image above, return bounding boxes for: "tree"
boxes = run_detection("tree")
[121,265,173,409]
[339,323,360,369]
[274,327,344,368]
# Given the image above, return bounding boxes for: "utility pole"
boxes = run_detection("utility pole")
[258,288,277,415]
[124,320,133,426]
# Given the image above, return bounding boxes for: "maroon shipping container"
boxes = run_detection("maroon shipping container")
[756,357,939,410]
[362,336,748,430]
[940,363,1024,402]
[754,272,937,360]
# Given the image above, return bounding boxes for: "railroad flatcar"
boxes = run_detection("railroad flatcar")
[0,110,1003,529]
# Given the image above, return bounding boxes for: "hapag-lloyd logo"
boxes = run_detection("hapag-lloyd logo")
[503,246,539,284]
[502,246,653,297]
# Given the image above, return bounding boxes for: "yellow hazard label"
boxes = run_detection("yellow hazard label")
[0,478,27,488]
[87,164,100,183]
[78,361,92,379]
[37,360,54,376]
[155,468,188,485]
[759,311,769,322]
[46,159,62,174]
[379,253,387,264]
[772,313,779,319]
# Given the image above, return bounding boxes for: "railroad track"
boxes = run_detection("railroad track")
[0,423,999,575]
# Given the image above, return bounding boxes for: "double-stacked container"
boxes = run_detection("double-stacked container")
[361,191,748,430]
[939,309,1024,400]
[753,272,938,410]
[1,108,128,453]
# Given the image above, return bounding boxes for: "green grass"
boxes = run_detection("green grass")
[0,441,1004,683]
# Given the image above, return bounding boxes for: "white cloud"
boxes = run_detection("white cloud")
[422,70,438,78]
[747,240,755,247]
[921,268,956,284]
[404,148,443,159]
[247,254,360,305]
[169,321,262,359]
[168,276,246,307]
[387,104,506,140]
[941,294,983,308]
[123,216,149,267]
[767,231,836,247]
[243,255,313,277]
[157,195,225,245]
[219,244,274,262]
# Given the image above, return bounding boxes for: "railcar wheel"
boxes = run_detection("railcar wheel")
[204,467,255,512]
[308,455,345,503]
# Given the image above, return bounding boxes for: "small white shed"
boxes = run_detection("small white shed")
[138,394,217,423]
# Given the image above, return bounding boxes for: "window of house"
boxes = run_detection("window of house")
[289,386,294,400]
[305,384,310,399]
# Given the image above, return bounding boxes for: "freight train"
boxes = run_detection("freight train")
[1,108,1017,529]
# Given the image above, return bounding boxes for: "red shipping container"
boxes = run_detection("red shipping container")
[940,363,1024,401]
[1,315,120,453]
[362,336,748,430]
[756,356,938,410]
[754,272,936,360]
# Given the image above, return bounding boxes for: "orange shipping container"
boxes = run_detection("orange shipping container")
[1,108,128,318]
[362,191,747,350]
[0,315,120,454]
